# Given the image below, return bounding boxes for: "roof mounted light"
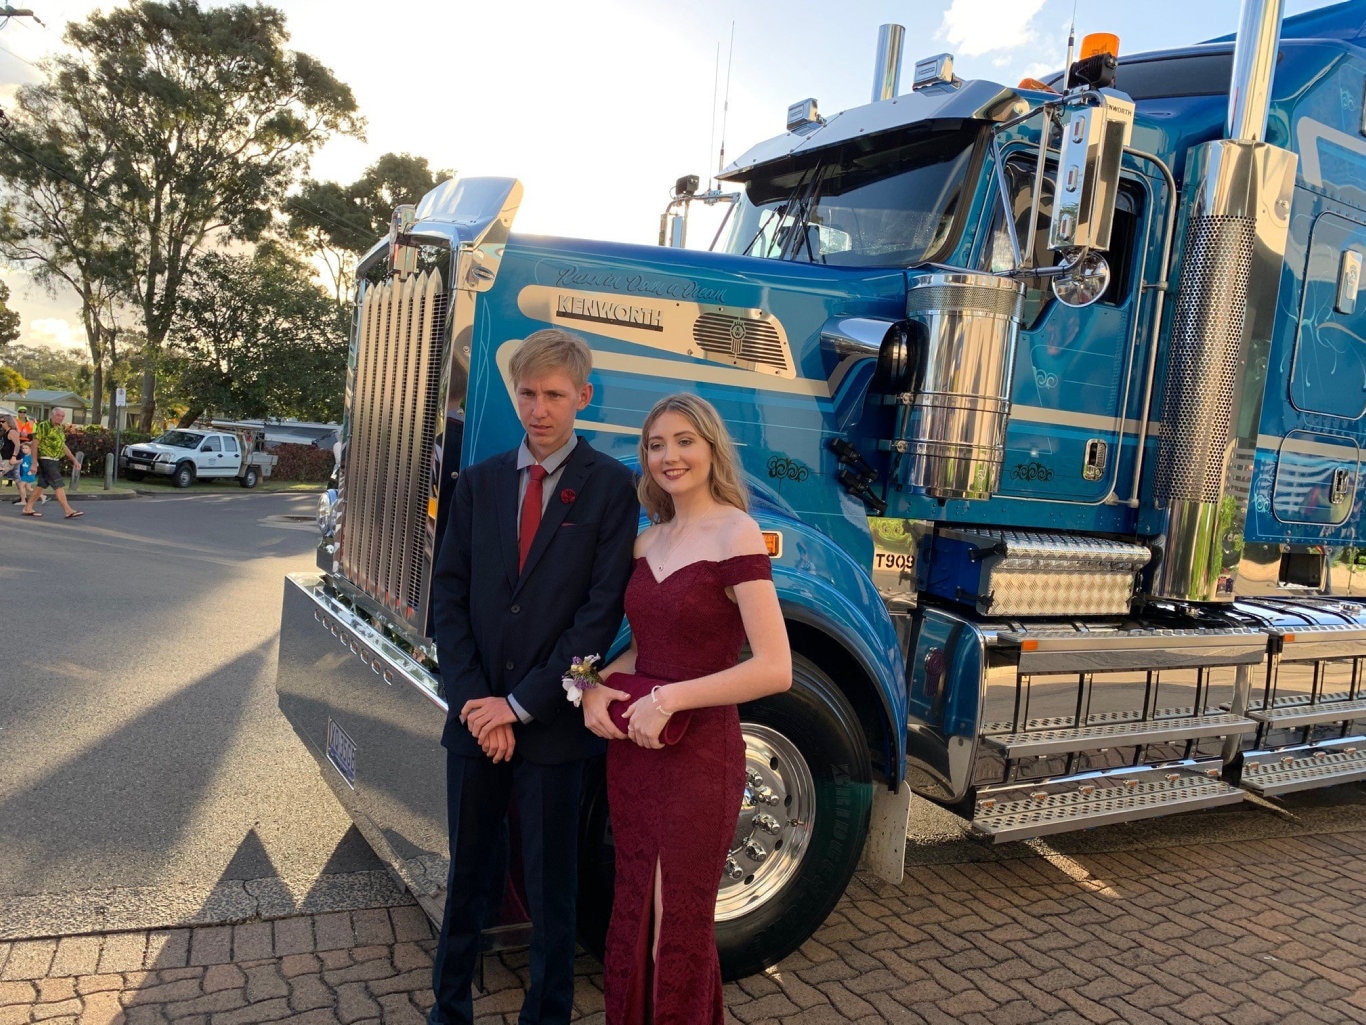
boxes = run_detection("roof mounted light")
[786,98,824,135]
[913,54,956,91]
[1067,33,1120,91]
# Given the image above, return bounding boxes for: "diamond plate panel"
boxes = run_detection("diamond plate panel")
[933,529,1151,616]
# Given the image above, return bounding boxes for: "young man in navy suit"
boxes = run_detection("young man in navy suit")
[428,328,638,1025]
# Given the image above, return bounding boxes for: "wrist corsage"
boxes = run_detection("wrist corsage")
[562,653,603,708]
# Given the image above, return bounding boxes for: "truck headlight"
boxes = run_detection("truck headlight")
[317,488,341,537]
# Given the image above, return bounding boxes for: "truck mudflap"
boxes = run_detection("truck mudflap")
[275,573,450,921]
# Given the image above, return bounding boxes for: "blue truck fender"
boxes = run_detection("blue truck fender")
[749,500,909,787]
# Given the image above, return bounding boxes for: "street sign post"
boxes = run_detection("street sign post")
[114,387,126,483]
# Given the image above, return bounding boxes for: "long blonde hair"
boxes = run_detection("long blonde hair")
[637,393,748,523]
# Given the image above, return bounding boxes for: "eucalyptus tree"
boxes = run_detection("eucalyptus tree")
[0,280,19,350]
[1,0,362,430]
[286,152,445,303]
[167,242,347,426]
[0,94,125,420]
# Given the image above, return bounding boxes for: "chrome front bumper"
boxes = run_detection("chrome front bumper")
[274,573,450,916]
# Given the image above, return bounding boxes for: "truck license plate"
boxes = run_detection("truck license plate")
[326,717,357,787]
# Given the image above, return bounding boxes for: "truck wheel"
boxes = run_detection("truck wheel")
[240,466,260,488]
[718,655,872,978]
[172,463,195,488]
[576,654,873,980]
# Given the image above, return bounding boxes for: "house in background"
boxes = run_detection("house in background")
[0,389,91,425]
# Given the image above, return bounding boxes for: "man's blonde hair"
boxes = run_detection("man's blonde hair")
[509,329,593,390]
[637,393,748,523]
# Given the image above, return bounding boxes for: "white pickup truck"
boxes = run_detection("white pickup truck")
[120,427,275,488]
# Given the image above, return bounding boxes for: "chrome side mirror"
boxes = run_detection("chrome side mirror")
[1051,250,1110,307]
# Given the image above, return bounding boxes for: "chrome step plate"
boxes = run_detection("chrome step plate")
[1246,696,1366,729]
[972,764,1245,843]
[983,711,1257,758]
[1240,738,1366,797]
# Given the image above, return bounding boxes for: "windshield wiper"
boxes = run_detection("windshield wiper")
[738,161,825,260]
[781,160,826,263]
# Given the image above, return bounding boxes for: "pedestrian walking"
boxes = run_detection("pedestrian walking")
[22,408,83,519]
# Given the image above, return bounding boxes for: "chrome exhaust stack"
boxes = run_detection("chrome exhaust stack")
[1151,0,1296,601]
[872,24,904,102]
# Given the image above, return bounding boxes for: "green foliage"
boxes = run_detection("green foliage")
[4,0,363,431]
[287,152,446,301]
[289,152,445,253]
[2,344,92,394]
[0,365,29,395]
[0,281,20,349]
[165,242,347,423]
[62,426,154,474]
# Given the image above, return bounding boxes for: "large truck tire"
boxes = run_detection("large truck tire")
[576,653,873,980]
[171,462,195,488]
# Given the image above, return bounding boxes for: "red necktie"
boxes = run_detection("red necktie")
[518,464,548,571]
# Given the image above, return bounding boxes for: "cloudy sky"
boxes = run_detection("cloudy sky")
[0,0,1332,351]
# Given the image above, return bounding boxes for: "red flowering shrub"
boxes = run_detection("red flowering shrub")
[269,442,333,482]
[61,426,154,476]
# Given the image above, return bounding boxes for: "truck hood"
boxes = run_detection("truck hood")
[126,442,194,458]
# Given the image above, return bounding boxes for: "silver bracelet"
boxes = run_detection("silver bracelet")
[650,685,674,718]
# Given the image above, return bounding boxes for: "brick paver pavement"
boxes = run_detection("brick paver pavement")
[4,827,1366,1024]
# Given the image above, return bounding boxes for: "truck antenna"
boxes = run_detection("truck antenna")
[717,21,734,179]
[1063,3,1076,87]
[708,42,720,191]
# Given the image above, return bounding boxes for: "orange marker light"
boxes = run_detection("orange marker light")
[1081,32,1120,59]
[762,531,783,559]
[1021,639,1039,652]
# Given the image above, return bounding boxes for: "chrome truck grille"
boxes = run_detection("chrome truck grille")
[338,269,449,628]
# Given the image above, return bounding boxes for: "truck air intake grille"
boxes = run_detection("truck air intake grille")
[339,269,448,625]
[692,312,793,376]
[1156,214,1255,504]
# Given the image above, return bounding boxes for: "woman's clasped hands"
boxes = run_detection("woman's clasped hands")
[581,675,672,748]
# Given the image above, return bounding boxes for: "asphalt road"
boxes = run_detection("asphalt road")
[0,487,400,942]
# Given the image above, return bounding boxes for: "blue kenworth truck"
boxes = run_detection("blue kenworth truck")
[277,0,1366,978]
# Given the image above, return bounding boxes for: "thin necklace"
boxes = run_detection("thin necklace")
[652,512,717,573]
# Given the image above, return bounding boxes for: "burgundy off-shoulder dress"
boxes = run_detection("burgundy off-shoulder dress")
[603,553,773,1025]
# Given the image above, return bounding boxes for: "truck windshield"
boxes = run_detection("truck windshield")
[717,126,981,267]
[157,431,204,448]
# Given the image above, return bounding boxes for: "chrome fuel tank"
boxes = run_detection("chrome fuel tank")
[896,270,1025,500]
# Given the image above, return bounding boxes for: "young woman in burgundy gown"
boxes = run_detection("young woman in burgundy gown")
[580,393,792,1025]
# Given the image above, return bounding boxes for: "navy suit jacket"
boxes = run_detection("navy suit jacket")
[431,436,638,764]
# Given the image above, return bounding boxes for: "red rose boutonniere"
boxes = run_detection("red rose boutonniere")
[561,488,576,505]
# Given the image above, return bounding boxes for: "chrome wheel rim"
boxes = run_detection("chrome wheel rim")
[716,723,815,921]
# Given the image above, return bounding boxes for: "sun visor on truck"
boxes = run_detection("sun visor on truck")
[719,78,1027,181]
